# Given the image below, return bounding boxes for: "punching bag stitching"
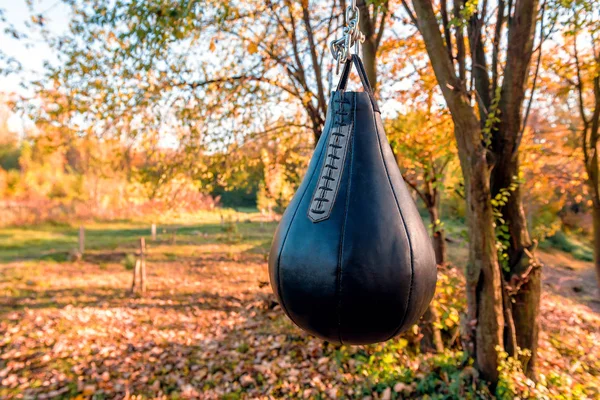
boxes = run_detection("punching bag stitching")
[372,110,416,340]
[308,94,353,223]
[335,93,356,345]
[275,114,331,328]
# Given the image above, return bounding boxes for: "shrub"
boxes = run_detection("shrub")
[543,231,577,253]
[122,254,136,270]
[542,230,594,261]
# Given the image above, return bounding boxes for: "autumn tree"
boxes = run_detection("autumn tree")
[545,0,600,288]
[0,97,20,174]
[27,0,392,149]
[387,108,455,354]
[400,0,550,382]
[519,111,585,240]
[15,0,398,218]
[0,7,23,77]
[387,109,455,264]
[379,24,453,265]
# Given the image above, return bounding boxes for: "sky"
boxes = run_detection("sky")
[1,1,70,131]
[1,1,70,92]
[1,1,410,136]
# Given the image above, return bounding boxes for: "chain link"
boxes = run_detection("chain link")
[330,3,365,74]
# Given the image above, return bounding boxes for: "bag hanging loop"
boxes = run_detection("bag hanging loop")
[330,0,365,74]
[335,55,380,113]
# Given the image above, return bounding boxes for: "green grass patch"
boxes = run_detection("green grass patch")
[540,230,594,261]
[0,212,275,263]
[122,254,137,270]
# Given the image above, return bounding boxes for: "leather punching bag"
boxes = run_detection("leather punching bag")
[268,55,437,345]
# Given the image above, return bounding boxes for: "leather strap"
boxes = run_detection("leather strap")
[335,54,380,113]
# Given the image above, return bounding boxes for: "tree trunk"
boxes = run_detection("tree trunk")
[487,0,540,378]
[587,75,600,290]
[490,0,540,378]
[357,1,376,87]
[504,182,540,378]
[427,204,446,265]
[462,140,505,385]
[593,205,600,290]
[412,0,505,384]
[510,256,541,375]
[361,39,378,90]
[357,0,387,92]
[490,151,540,377]
[420,306,444,353]
[421,204,444,354]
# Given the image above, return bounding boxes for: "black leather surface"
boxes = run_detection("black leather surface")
[269,58,437,345]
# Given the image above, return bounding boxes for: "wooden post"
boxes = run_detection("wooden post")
[220,214,224,227]
[151,224,156,241]
[170,227,177,245]
[131,238,147,294]
[131,259,140,293]
[78,226,85,255]
[139,237,146,294]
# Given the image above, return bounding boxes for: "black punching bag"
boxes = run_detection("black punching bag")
[268,55,437,345]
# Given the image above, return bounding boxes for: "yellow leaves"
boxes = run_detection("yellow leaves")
[444,309,460,328]
[247,42,258,55]
[301,92,313,106]
[30,14,45,26]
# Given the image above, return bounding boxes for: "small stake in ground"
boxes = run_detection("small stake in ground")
[131,237,147,294]
[151,223,157,240]
[140,238,147,293]
[171,227,177,245]
[78,226,85,255]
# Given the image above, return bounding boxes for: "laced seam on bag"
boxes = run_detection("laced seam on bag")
[310,95,349,215]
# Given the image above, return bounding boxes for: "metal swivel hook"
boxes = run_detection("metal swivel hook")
[330,0,365,74]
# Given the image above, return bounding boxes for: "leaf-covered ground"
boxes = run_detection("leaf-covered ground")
[0,215,599,399]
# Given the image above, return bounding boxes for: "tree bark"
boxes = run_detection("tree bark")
[467,13,491,126]
[587,74,600,290]
[361,38,378,89]
[576,31,600,290]
[357,1,377,89]
[420,306,444,353]
[491,0,540,378]
[412,0,505,384]
[491,153,540,378]
[357,0,388,91]
[421,203,445,354]
[593,205,600,289]
[462,144,505,385]
[428,204,446,265]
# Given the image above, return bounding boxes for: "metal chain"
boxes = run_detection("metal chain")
[330,1,365,74]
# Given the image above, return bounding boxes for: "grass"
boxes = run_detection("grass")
[0,209,275,263]
[540,230,595,262]
[439,215,595,265]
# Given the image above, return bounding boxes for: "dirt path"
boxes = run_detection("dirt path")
[538,249,600,313]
